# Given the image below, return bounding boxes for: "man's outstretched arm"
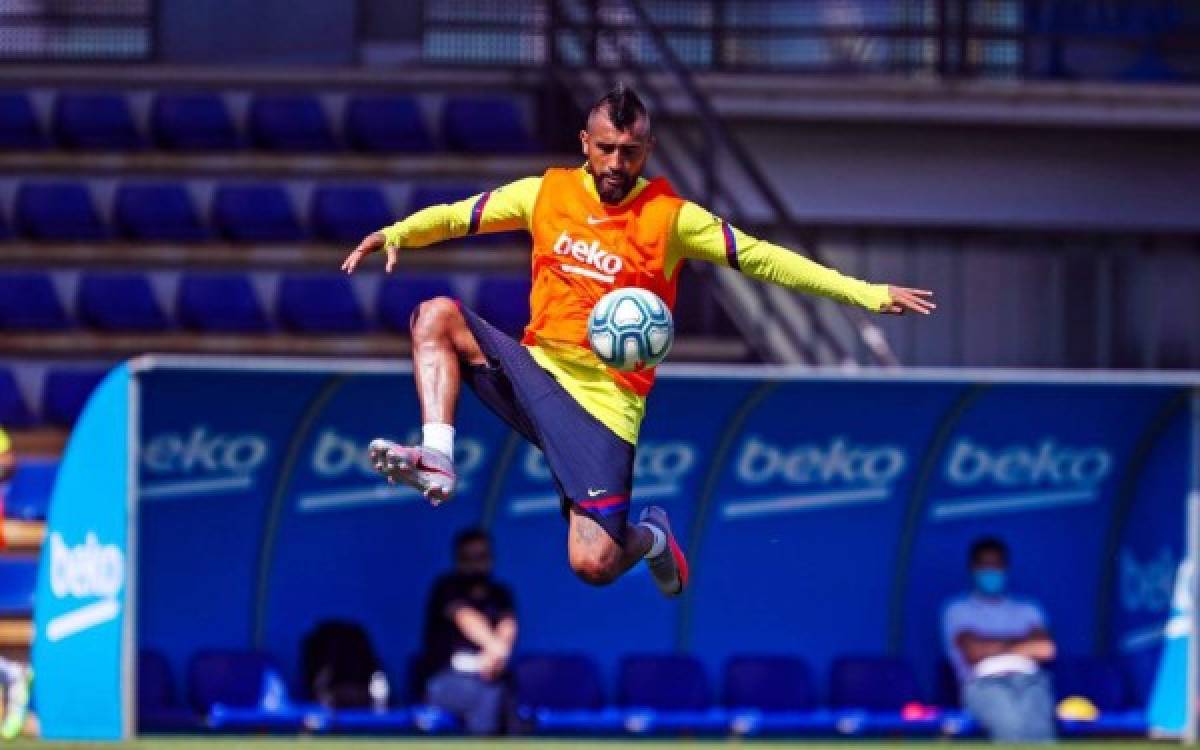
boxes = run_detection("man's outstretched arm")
[669,202,935,315]
[341,177,541,273]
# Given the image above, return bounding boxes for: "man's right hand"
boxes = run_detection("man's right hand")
[340,231,394,274]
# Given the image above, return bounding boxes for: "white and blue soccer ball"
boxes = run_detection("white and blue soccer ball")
[587,287,674,371]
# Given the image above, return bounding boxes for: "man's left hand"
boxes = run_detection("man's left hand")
[882,286,936,315]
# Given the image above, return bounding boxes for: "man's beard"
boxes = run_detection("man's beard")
[595,171,633,204]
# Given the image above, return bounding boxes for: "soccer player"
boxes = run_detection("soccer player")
[340,85,935,597]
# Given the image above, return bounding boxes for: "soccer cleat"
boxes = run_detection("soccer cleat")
[368,438,456,505]
[639,505,688,596]
[0,665,31,739]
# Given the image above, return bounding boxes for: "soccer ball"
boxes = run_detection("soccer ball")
[587,287,674,371]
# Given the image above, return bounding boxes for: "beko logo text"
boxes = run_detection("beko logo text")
[736,436,905,486]
[553,231,623,282]
[723,436,906,519]
[45,532,125,642]
[929,437,1112,521]
[141,427,269,498]
[298,428,484,512]
[944,438,1111,487]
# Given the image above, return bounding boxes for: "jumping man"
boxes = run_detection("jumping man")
[340,85,935,597]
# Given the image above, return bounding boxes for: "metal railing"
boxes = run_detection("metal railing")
[423,0,1200,83]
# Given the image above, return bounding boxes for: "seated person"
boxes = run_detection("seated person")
[420,528,517,735]
[943,536,1057,742]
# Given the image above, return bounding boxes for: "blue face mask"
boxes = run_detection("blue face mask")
[975,568,1007,596]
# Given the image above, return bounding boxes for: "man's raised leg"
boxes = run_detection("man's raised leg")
[370,297,486,504]
[566,506,688,595]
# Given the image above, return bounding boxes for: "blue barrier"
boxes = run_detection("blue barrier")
[31,358,1200,739]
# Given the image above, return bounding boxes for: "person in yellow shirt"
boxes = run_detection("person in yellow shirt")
[341,85,935,597]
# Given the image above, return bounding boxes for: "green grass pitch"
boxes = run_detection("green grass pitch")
[1,740,1172,750]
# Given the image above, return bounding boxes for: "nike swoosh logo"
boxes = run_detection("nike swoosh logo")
[587,488,607,497]
[586,216,623,226]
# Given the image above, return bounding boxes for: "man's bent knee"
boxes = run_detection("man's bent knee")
[568,543,623,586]
[411,296,463,340]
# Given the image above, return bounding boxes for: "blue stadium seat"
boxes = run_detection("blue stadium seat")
[310,185,393,243]
[42,368,107,426]
[249,95,336,152]
[1053,656,1128,712]
[829,656,921,711]
[0,369,34,428]
[15,182,107,241]
[0,92,46,149]
[0,557,37,616]
[276,274,367,333]
[723,655,817,711]
[177,274,269,333]
[212,183,306,243]
[115,183,209,242]
[345,95,434,153]
[151,93,240,151]
[77,273,170,332]
[618,654,711,711]
[0,273,71,331]
[377,276,455,333]
[475,277,531,338]
[6,458,58,520]
[52,92,143,150]
[139,649,199,731]
[407,183,482,213]
[442,96,537,153]
[515,653,606,712]
[188,649,310,732]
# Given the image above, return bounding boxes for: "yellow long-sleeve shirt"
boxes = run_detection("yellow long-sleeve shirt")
[381,168,890,443]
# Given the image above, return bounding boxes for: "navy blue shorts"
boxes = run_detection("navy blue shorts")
[458,305,634,544]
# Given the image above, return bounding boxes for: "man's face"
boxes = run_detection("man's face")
[455,538,493,577]
[580,112,653,205]
[971,548,1008,596]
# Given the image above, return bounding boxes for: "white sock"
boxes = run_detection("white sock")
[640,522,666,559]
[422,423,456,458]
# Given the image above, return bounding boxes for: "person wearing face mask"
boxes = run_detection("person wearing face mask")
[420,528,517,735]
[942,536,1057,742]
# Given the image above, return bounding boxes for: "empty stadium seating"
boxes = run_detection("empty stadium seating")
[0,369,34,428]
[475,277,532,338]
[0,92,46,150]
[138,649,200,732]
[0,557,38,617]
[177,273,271,333]
[15,182,108,242]
[344,96,434,153]
[249,95,338,152]
[0,273,71,331]
[377,276,456,334]
[514,653,606,712]
[442,96,537,154]
[213,183,307,243]
[77,273,171,332]
[723,655,817,712]
[5,458,58,520]
[53,92,143,151]
[41,368,107,426]
[276,274,368,333]
[115,183,210,242]
[828,656,921,711]
[310,185,394,243]
[151,92,241,151]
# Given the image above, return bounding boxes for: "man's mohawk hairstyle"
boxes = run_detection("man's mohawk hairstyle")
[592,83,647,131]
